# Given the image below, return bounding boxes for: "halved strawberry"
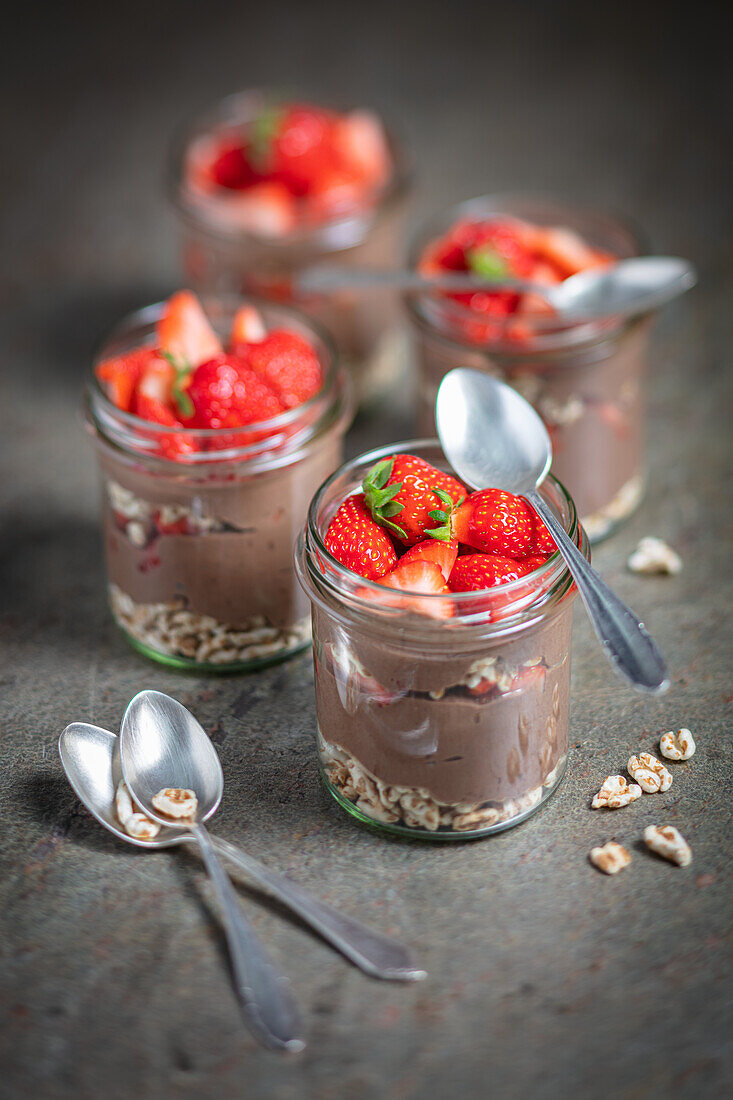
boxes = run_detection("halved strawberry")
[230,304,266,346]
[507,664,547,693]
[135,355,176,407]
[377,560,453,619]
[228,181,298,236]
[452,489,534,559]
[134,394,196,460]
[96,347,157,411]
[269,105,334,195]
[247,330,322,408]
[396,538,458,583]
[306,165,367,220]
[449,553,533,591]
[331,110,390,186]
[324,494,398,580]
[157,291,222,369]
[362,454,466,546]
[533,226,612,279]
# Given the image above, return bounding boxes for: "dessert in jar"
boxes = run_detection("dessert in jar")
[408,196,654,541]
[169,91,411,404]
[85,290,350,670]
[295,441,588,839]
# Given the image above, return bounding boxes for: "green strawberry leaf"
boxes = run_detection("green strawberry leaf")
[162,351,195,419]
[467,245,509,280]
[250,104,285,171]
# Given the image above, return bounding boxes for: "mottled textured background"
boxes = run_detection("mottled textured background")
[1,2,731,1097]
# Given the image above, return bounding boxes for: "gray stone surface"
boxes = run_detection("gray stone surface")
[1,3,731,1097]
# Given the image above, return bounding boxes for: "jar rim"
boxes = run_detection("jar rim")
[85,294,351,471]
[167,88,413,248]
[406,192,651,355]
[298,438,587,638]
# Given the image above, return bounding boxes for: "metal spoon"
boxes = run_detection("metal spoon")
[295,256,696,323]
[119,690,304,1052]
[436,369,670,694]
[58,721,424,982]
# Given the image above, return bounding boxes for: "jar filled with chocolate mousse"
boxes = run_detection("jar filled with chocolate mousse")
[86,296,351,671]
[168,90,412,406]
[408,196,654,541]
[295,442,589,840]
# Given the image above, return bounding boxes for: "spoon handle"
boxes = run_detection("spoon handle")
[294,266,533,296]
[191,823,305,1052]
[527,491,670,694]
[212,836,426,982]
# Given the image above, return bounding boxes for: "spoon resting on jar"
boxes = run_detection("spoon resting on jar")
[436,368,669,694]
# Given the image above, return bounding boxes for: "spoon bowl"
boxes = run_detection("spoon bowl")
[120,690,222,825]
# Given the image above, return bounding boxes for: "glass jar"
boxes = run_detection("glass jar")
[295,441,589,840]
[408,196,654,541]
[85,297,351,671]
[169,90,412,406]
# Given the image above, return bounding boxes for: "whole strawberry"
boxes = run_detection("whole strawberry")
[452,489,534,559]
[324,494,398,580]
[186,354,284,429]
[449,553,533,591]
[246,330,323,409]
[362,454,466,546]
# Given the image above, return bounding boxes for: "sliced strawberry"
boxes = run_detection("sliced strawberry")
[96,347,157,411]
[157,291,222,369]
[362,454,466,546]
[306,165,367,219]
[210,141,257,190]
[153,510,191,536]
[134,394,196,460]
[449,553,533,592]
[228,181,297,236]
[377,560,453,619]
[331,109,390,186]
[397,538,458,582]
[135,355,176,407]
[247,330,322,408]
[452,489,534,559]
[533,226,611,279]
[230,304,266,346]
[324,494,398,580]
[508,664,547,693]
[185,354,285,429]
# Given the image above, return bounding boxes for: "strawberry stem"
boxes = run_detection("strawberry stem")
[162,351,195,419]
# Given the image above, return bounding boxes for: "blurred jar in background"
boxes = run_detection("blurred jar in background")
[408,195,654,541]
[169,90,412,407]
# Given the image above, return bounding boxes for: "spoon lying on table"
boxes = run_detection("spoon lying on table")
[118,689,303,1052]
[59,722,424,981]
[294,256,696,323]
[436,368,669,694]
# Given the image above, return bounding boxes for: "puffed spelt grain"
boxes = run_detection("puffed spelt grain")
[589,842,632,874]
[627,537,682,575]
[114,780,160,840]
[644,825,692,867]
[659,729,696,761]
[151,787,198,820]
[591,775,643,809]
[627,753,672,793]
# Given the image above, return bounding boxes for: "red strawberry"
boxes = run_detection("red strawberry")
[247,330,322,408]
[228,181,297,236]
[523,553,550,572]
[210,141,257,191]
[449,553,533,592]
[330,110,390,186]
[533,226,611,278]
[269,105,334,194]
[507,664,547,693]
[157,291,222,368]
[153,510,191,536]
[230,304,266,346]
[362,454,466,546]
[324,494,398,580]
[134,394,196,460]
[396,538,458,583]
[185,354,285,429]
[378,560,452,619]
[529,511,557,557]
[135,355,176,407]
[306,165,366,219]
[96,347,157,411]
[452,489,534,558]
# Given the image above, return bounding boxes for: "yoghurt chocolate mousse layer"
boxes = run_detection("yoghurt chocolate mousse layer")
[88,290,349,670]
[409,200,652,539]
[297,444,585,838]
